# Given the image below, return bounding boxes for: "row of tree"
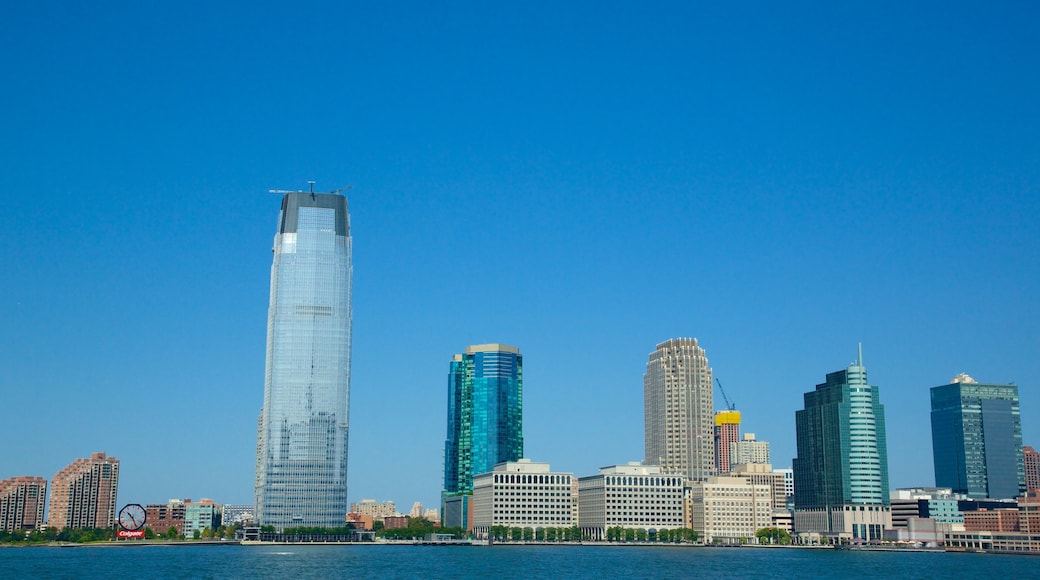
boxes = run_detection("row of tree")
[0,527,115,544]
[604,527,699,542]
[0,524,242,544]
[376,517,466,540]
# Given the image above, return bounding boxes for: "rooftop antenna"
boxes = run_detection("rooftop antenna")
[308,180,316,195]
[857,342,863,367]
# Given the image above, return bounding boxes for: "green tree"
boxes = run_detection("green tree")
[166,526,180,539]
[193,530,201,539]
[755,527,791,545]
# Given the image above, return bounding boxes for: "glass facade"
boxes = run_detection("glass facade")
[443,344,523,496]
[794,358,890,510]
[255,193,352,529]
[930,381,1024,499]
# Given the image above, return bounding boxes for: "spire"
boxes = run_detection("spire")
[857,342,863,367]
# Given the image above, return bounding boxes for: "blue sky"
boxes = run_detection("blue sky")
[2,2,1038,512]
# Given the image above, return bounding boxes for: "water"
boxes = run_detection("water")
[0,544,1034,579]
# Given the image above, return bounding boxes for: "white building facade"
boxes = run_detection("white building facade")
[578,463,684,541]
[688,476,773,543]
[471,460,573,538]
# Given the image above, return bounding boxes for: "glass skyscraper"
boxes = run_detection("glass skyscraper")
[442,344,523,527]
[793,346,890,540]
[930,374,1024,499]
[255,192,352,530]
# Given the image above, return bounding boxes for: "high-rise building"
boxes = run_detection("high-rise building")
[644,338,714,481]
[930,374,1024,499]
[0,476,47,532]
[442,343,523,528]
[714,410,741,474]
[255,191,353,530]
[1024,446,1040,491]
[793,347,891,541]
[48,452,120,530]
[732,432,771,466]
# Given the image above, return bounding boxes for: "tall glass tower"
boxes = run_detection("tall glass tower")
[255,191,352,530]
[930,374,1024,499]
[442,344,523,528]
[793,346,890,541]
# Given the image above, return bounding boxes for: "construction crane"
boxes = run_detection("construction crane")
[715,377,736,411]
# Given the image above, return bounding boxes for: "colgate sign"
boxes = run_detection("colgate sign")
[117,530,146,539]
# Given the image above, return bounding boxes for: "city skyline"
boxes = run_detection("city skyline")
[2,3,1038,512]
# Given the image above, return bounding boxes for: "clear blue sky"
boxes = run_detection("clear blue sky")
[2,2,1038,512]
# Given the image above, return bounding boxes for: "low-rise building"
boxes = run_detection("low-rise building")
[471,459,573,539]
[729,463,786,511]
[220,504,253,527]
[349,499,398,520]
[688,476,772,543]
[578,463,684,541]
[345,512,374,530]
[145,499,186,536]
[183,499,222,537]
[964,508,1019,532]
[0,476,47,532]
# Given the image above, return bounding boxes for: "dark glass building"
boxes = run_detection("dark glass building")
[793,347,890,540]
[930,375,1024,499]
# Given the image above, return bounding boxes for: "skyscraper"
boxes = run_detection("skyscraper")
[793,347,890,540]
[442,343,523,528]
[930,374,1024,499]
[48,452,119,530]
[714,410,741,474]
[255,190,352,529]
[644,338,715,481]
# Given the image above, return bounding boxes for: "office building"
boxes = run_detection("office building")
[793,347,891,541]
[48,452,120,530]
[889,488,964,528]
[775,467,794,508]
[688,476,773,543]
[714,410,741,474]
[732,433,771,466]
[443,343,523,528]
[578,463,684,540]
[255,190,353,530]
[729,463,787,512]
[471,459,573,538]
[0,476,47,532]
[1025,446,1040,491]
[930,374,1024,499]
[644,338,714,481]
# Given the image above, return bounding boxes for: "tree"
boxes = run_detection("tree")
[755,527,791,545]
[166,526,180,539]
[193,530,201,539]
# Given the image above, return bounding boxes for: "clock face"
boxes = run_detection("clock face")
[118,504,146,531]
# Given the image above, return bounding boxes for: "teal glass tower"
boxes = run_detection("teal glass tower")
[930,374,1024,499]
[793,346,890,540]
[255,191,352,530]
[442,344,523,527]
